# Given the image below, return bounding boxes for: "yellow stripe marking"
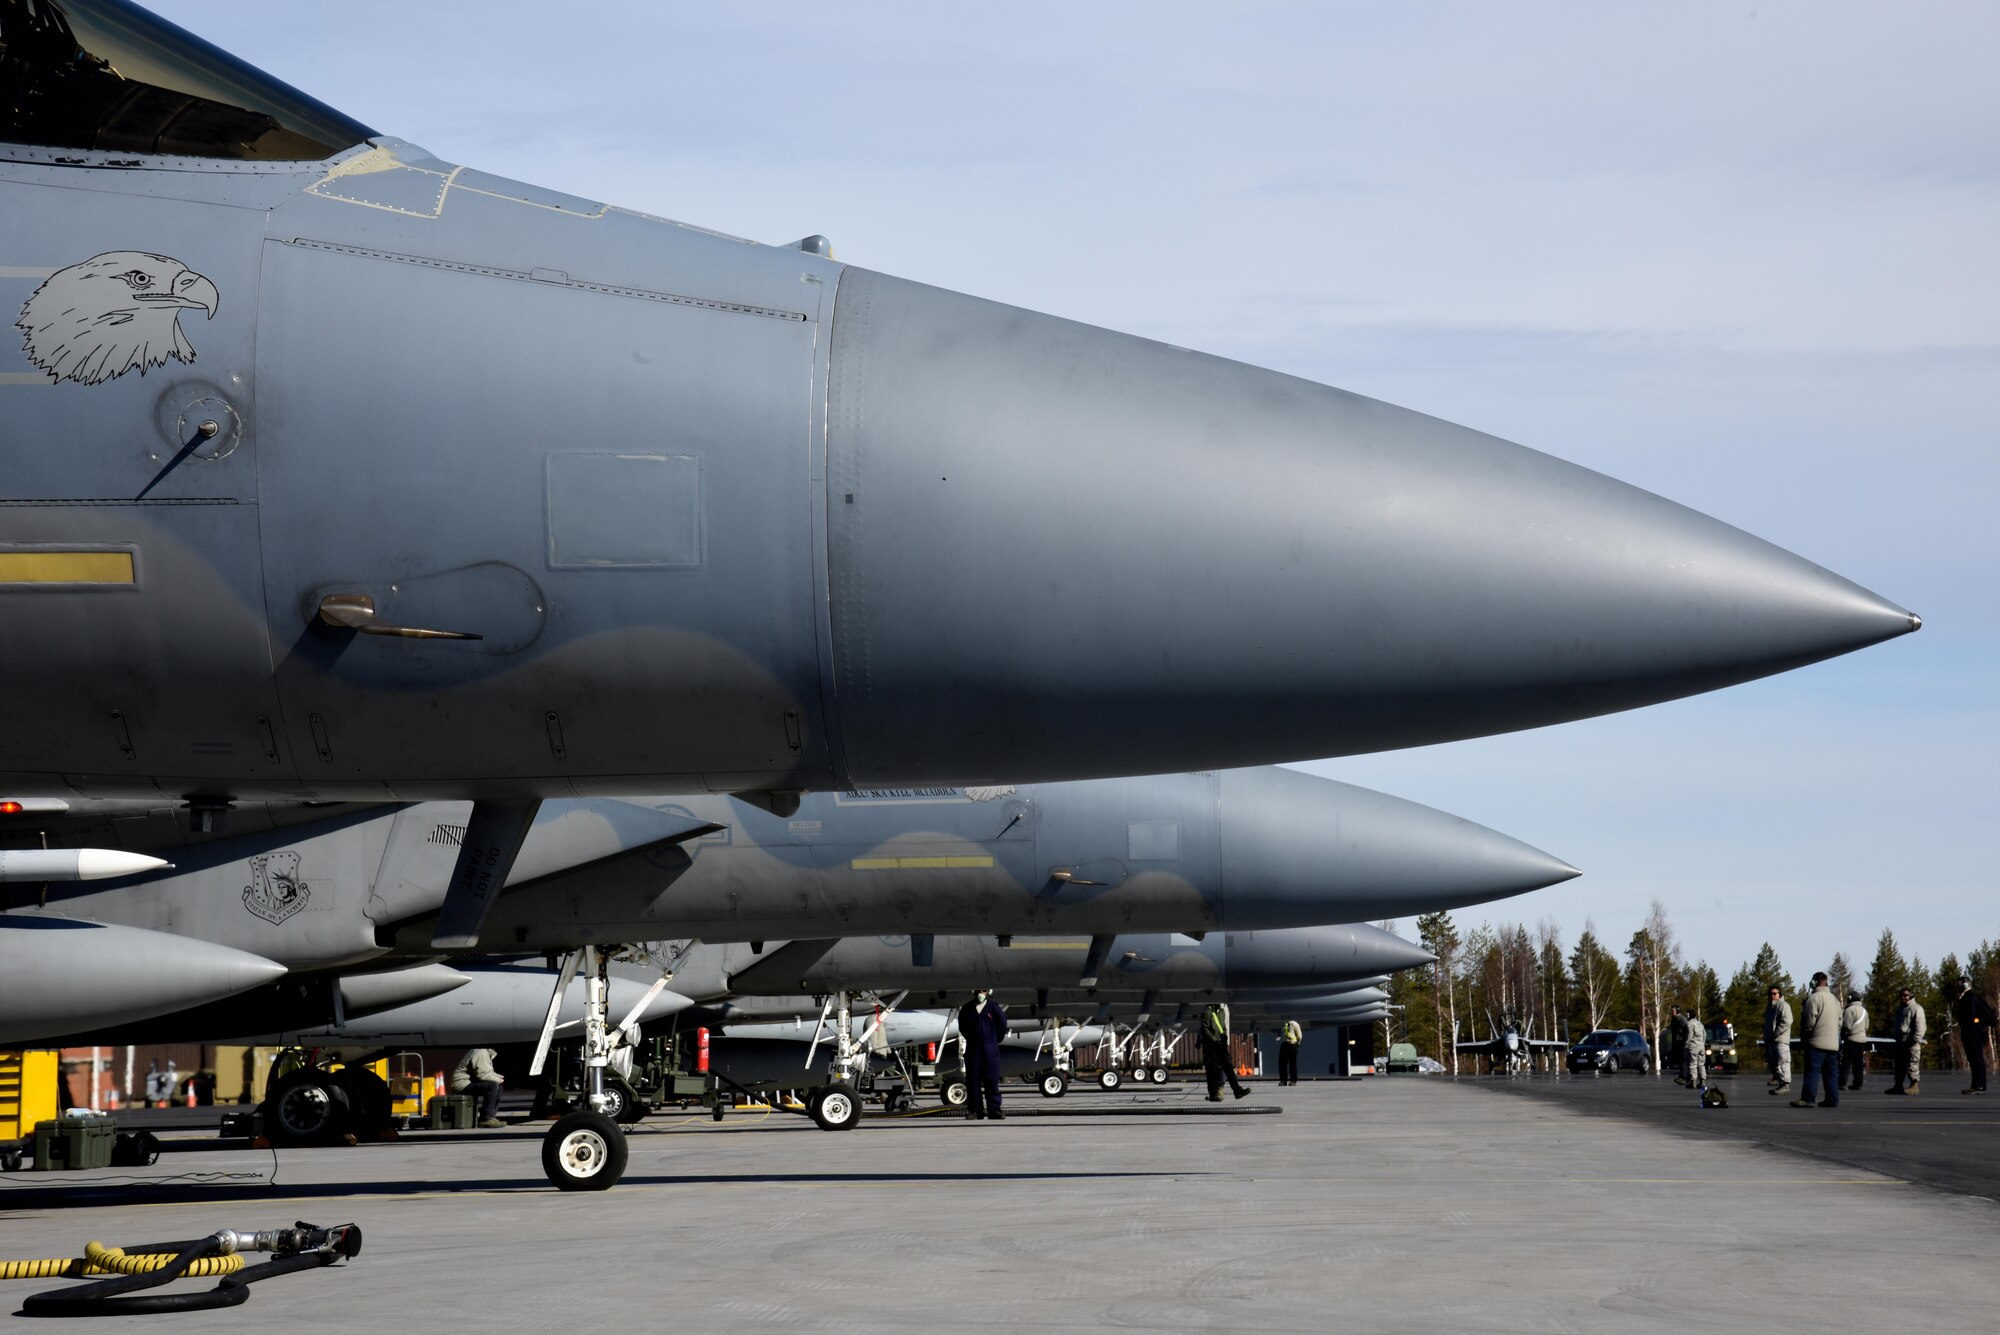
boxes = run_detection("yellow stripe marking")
[0,551,134,584]
[850,855,995,870]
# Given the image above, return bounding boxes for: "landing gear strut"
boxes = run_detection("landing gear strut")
[530,944,678,1190]
[799,988,906,1130]
[1032,1019,1079,1097]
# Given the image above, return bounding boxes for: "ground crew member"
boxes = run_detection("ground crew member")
[1682,1007,1707,1090]
[1200,1002,1250,1102]
[1764,985,1793,1095]
[956,989,1008,1120]
[1792,973,1840,1108]
[1950,979,1994,1095]
[1665,1006,1690,1085]
[1887,987,1926,1095]
[450,1047,506,1128]
[1839,991,1870,1091]
[1277,1019,1302,1086]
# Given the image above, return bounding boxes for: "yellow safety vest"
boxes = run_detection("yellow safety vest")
[1281,1022,1302,1045]
[1203,1007,1228,1041]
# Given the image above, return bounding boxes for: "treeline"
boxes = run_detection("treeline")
[1382,900,2000,1072]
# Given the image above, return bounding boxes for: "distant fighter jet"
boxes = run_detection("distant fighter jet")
[1456,1013,1568,1074]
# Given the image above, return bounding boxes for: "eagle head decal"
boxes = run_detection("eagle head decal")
[15,251,219,386]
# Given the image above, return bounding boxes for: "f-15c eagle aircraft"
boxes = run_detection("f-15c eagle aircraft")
[0,768,1553,1046]
[1,0,1914,816]
[0,0,1917,1185]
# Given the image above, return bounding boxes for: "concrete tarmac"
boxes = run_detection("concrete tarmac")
[2,1077,1993,1331]
[1483,1066,2000,1201]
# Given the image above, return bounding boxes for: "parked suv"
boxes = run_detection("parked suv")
[1566,1028,1651,1073]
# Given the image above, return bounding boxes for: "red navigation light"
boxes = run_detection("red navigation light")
[0,801,23,815]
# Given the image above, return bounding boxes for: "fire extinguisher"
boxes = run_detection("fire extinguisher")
[696,1027,710,1073]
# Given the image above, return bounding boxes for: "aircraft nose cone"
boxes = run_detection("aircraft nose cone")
[0,916,286,1043]
[1212,767,1578,927]
[1347,922,1437,973]
[823,268,1916,786]
[1224,923,1433,988]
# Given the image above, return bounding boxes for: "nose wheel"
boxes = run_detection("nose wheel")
[806,1084,863,1130]
[542,1110,627,1191]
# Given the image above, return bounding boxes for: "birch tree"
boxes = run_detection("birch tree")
[1417,911,1461,1074]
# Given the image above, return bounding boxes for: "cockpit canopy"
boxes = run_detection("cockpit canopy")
[1,0,373,160]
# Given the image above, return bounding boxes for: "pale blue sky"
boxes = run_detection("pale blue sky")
[161,2,1995,982]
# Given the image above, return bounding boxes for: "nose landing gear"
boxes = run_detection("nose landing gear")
[528,944,677,1190]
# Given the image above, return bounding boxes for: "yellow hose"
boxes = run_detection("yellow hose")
[0,1244,243,1281]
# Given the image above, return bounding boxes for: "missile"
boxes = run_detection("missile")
[0,848,171,882]
[0,798,70,815]
[0,915,284,1044]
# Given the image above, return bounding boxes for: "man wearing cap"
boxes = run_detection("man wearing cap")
[1887,987,1926,1095]
[1763,985,1793,1096]
[1839,991,1870,1092]
[1791,972,1840,1108]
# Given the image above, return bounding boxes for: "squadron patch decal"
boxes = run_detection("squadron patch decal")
[15,251,218,386]
[243,851,310,925]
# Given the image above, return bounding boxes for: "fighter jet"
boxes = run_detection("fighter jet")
[0,768,1567,1030]
[1,0,1914,835]
[685,924,1431,1002]
[2,769,1541,1165]
[0,0,1918,1183]
[1455,1013,1568,1074]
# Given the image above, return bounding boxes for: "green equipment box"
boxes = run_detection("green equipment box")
[33,1114,116,1171]
[427,1094,475,1130]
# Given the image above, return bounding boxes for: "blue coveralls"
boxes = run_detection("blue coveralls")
[957,997,1008,1118]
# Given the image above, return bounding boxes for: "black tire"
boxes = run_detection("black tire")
[617,1100,651,1125]
[809,1084,862,1131]
[1098,1068,1122,1091]
[939,1077,969,1108]
[1150,1067,1169,1085]
[542,1111,627,1190]
[1039,1071,1068,1098]
[263,1070,351,1145]
[332,1066,393,1140]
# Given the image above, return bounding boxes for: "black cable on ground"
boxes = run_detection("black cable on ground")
[16,1224,360,1318]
